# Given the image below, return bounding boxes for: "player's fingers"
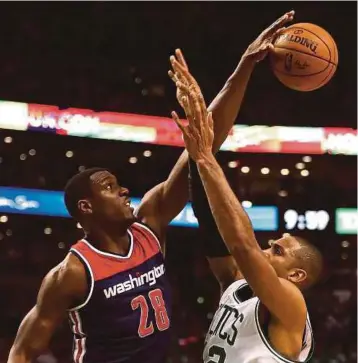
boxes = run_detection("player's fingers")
[265,10,294,37]
[207,112,214,131]
[190,91,204,130]
[170,56,194,83]
[169,70,190,97]
[168,70,179,84]
[286,10,295,20]
[271,26,286,43]
[274,26,287,36]
[171,111,186,134]
[176,81,191,95]
[197,92,207,120]
[176,70,185,83]
[181,95,195,124]
[175,48,189,69]
[260,39,274,51]
[266,43,275,53]
[170,56,187,74]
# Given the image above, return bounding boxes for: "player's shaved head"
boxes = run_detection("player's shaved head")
[291,236,323,289]
[265,234,324,291]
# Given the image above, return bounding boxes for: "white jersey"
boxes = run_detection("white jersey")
[203,279,314,363]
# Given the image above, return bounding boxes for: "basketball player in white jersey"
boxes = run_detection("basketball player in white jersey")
[171,37,323,362]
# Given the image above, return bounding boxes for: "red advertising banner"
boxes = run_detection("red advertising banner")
[0,100,356,155]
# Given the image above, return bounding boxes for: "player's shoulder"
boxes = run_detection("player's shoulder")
[226,277,249,290]
[131,221,162,248]
[278,278,306,306]
[36,253,87,311]
[131,221,160,239]
[264,278,307,331]
[220,278,250,299]
[42,253,87,296]
[278,278,307,315]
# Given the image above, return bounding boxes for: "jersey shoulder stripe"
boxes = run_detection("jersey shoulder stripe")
[70,224,161,282]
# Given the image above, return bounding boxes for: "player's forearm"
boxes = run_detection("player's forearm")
[7,346,31,363]
[189,158,212,219]
[209,56,255,152]
[189,157,230,256]
[196,154,258,254]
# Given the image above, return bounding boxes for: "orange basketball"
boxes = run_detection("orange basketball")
[269,23,338,91]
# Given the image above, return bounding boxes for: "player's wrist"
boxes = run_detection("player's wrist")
[239,54,257,67]
[229,56,256,83]
[196,153,219,171]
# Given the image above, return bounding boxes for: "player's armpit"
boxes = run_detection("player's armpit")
[7,254,87,363]
[233,246,307,330]
[207,256,244,293]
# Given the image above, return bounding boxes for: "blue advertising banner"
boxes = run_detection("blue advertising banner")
[0,187,278,231]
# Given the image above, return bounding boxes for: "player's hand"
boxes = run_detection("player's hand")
[168,49,205,111]
[171,90,214,163]
[243,10,295,63]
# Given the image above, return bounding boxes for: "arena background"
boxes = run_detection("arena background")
[0,2,356,363]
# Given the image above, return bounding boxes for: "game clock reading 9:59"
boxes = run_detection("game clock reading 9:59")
[283,209,330,231]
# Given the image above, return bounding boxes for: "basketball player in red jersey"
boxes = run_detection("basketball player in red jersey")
[7,12,293,363]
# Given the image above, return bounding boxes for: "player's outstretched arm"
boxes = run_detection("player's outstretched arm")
[196,154,306,328]
[172,83,306,332]
[7,255,86,363]
[136,52,256,242]
[137,11,294,243]
[182,11,295,288]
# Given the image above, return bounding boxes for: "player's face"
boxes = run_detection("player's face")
[262,234,302,280]
[88,170,135,225]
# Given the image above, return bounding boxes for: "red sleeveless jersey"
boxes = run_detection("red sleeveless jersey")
[68,222,172,363]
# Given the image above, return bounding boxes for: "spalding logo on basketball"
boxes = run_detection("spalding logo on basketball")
[270,23,338,91]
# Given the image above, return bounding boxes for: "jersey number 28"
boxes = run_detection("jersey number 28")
[131,288,170,337]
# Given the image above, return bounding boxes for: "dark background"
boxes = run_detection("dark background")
[0,2,356,127]
[0,2,356,363]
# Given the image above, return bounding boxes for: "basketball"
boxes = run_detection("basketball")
[269,23,338,91]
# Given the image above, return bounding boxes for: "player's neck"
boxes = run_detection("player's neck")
[85,226,131,256]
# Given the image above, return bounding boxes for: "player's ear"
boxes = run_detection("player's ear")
[288,268,307,284]
[78,199,93,215]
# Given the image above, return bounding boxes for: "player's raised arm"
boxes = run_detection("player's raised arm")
[137,10,294,241]
[7,254,87,363]
[183,10,296,290]
[136,50,255,241]
[172,82,306,332]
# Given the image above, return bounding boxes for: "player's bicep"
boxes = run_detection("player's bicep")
[9,260,83,361]
[231,245,306,327]
[9,304,61,361]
